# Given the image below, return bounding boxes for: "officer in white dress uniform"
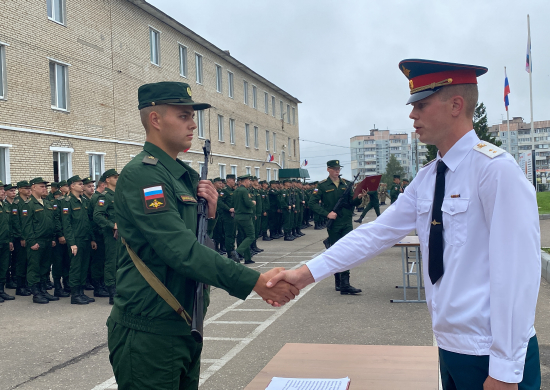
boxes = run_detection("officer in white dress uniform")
[266,59,541,390]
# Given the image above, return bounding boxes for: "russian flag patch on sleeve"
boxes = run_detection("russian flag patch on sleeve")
[142,184,169,214]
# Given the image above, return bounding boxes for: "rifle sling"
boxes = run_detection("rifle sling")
[121,237,192,326]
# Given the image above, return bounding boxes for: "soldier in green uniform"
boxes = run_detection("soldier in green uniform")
[354,187,381,223]
[294,180,305,237]
[401,179,410,191]
[107,82,296,389]
[0,182,15,302]
[251,177,264,254]
[308,160,364,294]
[4,183,18,290]
[260,180,272,241]
[234,174,257,263]
[93,169,119,304]
[219,174,238,261]
[58,180,69,197]
[20,177,59,304]
[46,182,58,202]
[279,180,294,241]
[62,175,97,305]
[212,178,226,254]
[13,181,31,296]
[390,175,402,204]
[82,177,97,291]
[52,189,71,296]
[86,177,109,298]
[267,180,281,239]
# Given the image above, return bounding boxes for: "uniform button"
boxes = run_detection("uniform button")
[514,370,520,375]
[450,206,455,212]
[523,342,528,348]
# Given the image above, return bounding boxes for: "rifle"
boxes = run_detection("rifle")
[325,173,361,231]
[191,139,215,344]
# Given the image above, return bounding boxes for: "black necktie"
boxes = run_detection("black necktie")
[428,160,448,285]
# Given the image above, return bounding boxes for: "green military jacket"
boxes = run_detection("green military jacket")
[254,188,262,216]
[110,142,259,336]
[52,197,64,239]
[390,183,401,200]
[268,188,279,211]
[308,177,361,223]
[20,195,55,246]
[218,185,235,215]
[294,188,303,212]
[261,189,270,213]
[278,188,290,210]
[61,193,94,246]
[94,188,116,231]
[0,200,12,245]
[10,196,25,239]
[367,190,379,206]
[234,185,255,216]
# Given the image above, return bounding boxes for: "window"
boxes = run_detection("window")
[219,164,226,179]
[294,139,296,156]
[149,28,160,66]
[231,165,237,175]
[198,162,204,173]
[0,44,6,99]
[266,168,271,182]
[245,123,250,147]
[280,101,284,119]
[217,115,224,141]
[51,147,73,182]
[197,110,204,138]
[215,65,222,93]
[228,71,234,98]
[243,80,248,104]
[0,145,11,183]
[252,85,257,108]
[229,118,235,144]
[88,153,104,181]
[47,0,65,25]
[286,104,290,123]
[273,169,278,180]
[273,133,277,152]
[292,107,296,125]
[264,92,269,114]
[195,53,203,84]
[288,137,291,156]
[254,126,259,149]
[246,166,251,175]
[178,44,187,77]
[255,167,260,178]
[281,151,286,168]
[266,130,270,151]
[49,60,69,110]
[271,96,276,117]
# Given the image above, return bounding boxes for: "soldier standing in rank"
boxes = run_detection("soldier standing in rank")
[82,177,97,291]
[308,160,363,294]
[62,175,97,305]
[46,182,58,202]
[268,180,281,239]
[234,174,256,263]
[219,174,239,262]
[93,169,119,305]
[260,180,272,241]
[20,178,59,304]
[13,181,31,296]
[378,183,388,205]
[354,187,381,223]
[251,177,264,254]
[390,175,402,204]
[51,189,71,297]
[280,179,294,241]
[87,177,109,298]
[58,180,69,197]
[212,178,226,254]
[0,181,15,302]
[4,183,18,290]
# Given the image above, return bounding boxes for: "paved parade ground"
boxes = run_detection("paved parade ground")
[1,206,550,389]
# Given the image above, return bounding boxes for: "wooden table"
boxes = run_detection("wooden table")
[392,236,425,303]
[245,343,439,390]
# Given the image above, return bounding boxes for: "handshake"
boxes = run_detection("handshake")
[251,266,316,307]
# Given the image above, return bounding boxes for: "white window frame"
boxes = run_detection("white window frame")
[47,0,66,25]
[50,146,73,181]
[49,59,70,112]
[87,152,105,181]
[286,104,291,124]
[215,64,222,93]
[271,96,276,117]
[195,53,203,84]
[227,71,234,98]
[273,169,278,180]
[273,133,277,153]
[0,144,12,184]
[266,168,271,182]
[292,107,296,125]
[281,151,286,168]
[255,167,260,178]
[178,43,187,77]
[294,139,297,156]
[245,124,250,147]
[219,164,226,179]
[198,161,205,173]
[266,130,270,151]
[217,115,224,142]
[280,100,284,119]
[149,27,161,66]
[264,92,269,114]
[252,85,257,109]
[243,80,249,105]
[246,166,251,175]
[230,165,237,175]
[197,110,204,138]
[288,137,291,156]
[254,126,259,149]
[229,118,236,144]
[0,43,7,100]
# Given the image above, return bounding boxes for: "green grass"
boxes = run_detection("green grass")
[542,248,550,255]
[537,192,550,214]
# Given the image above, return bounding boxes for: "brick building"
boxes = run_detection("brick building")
[0,0,301,184]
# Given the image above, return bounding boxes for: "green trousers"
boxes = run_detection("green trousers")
[103,230,118,287]
[0,244,9,284]
[91,233,105,281]
[26,239,53,286]
[107,318,202,390]
[261,212,269,236]
[68,239,90,288]
[52,240,70,280]
[268,209,278,234]
[222,213,236,253]
[439,335,540,390]
[328,223,353,277]
[14,238,28,279]
[254,214,261,239]
[283,209,293,234]
[213,214,224,244]
[235,215,255,261]
[358,203,380,220]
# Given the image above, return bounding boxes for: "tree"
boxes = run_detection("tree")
[381,154,406,187]
[424,145,438,165]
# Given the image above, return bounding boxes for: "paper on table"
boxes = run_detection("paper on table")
[265,377,350,390]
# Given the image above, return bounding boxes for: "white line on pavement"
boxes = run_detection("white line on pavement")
[90,376,117,390]
[210,321,264,325]
[203,337,246,341]
[231,309,277,312]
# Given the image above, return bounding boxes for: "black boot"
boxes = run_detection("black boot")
[6,275,17,289]
[354,218,363,223]
[84,277,94,291]
[108,285,116,305]
[334,274,341,292]
[0,284,15,300]
[229,250,241,263]
[16,277,31,296]
[41,282,59,301]
[339,273,362,295]
[92,279,109,297]
[262,233,272,241]
[81,286,95,303]
[314,222,323,230]
[220,243,227,254]
[284,233,294,241]
[63,277,71,294]
[45,279,54,290]
[71,286,88,305]
[54,279,70,298]
[296,228,305,237]
[252,241,264,252]
[31,284,49,304]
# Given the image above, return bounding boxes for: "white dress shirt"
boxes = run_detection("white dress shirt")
[307,130,540,383]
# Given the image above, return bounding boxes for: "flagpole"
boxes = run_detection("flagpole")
[505,66,510,156]
[527,15,534,135]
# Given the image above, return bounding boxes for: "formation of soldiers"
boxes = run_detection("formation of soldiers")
[0,169,119,305]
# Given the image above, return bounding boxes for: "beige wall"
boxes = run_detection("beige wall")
[0,0,300,184]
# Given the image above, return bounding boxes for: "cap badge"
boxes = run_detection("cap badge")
[336,160,339,164]
[401,65,411,77]
[187,87,192,96]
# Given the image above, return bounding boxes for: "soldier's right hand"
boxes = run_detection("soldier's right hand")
[59,236,66,244]
[21,240,26,248]
[253,267,299,306]
[31,243,40,251]
[71,245,78,256]
[327,211,338,220]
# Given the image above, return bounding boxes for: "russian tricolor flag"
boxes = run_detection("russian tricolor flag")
[504,70,510,111]
[144,186,164,201]
[526,36,532,73]
[303,159,308,166]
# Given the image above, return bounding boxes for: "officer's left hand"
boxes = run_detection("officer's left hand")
[197,180,218,219]
[91,241,97,250]
[483,376,517,390]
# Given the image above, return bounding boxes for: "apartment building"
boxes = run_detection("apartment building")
[0,0,301,184]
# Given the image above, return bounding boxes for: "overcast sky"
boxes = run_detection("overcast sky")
[149,0,550,181]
